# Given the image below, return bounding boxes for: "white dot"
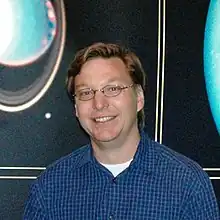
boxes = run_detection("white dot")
[45,112,51,119]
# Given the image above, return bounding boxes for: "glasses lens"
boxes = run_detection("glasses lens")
[104,85,121,97]
[77,89,93,100]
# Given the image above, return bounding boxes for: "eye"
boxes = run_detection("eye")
[106,85,120,92]
[78,89,92,97]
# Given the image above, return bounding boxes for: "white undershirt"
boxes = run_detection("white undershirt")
[100,159,133,177]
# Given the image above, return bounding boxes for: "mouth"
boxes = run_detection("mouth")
[93,116,116,123]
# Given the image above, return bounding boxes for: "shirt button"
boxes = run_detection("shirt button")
[112,178,117,184]
[109,215,114,219]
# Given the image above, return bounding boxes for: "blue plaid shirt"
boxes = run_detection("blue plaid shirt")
[24,132,219,219]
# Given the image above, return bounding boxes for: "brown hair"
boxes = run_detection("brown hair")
[66,42,146,129]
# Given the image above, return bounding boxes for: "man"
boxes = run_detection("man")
[24,42,219,219]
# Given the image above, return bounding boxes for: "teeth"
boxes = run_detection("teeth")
[95,116,114,122]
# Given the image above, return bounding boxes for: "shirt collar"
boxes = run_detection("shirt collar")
[76,130,158,174]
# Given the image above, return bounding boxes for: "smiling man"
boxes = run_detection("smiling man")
[73,56,144,164]
[23,42,219,219]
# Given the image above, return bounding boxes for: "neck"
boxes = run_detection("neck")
[91,128,141,164]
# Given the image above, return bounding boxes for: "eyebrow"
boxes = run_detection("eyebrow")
[75,79,124,90]
[75,84,89,90]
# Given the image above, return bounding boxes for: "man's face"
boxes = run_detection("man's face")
[74,57,144,144]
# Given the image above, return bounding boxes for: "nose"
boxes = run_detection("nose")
[92,90,109,110]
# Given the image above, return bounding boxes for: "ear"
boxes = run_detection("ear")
[136,85,145,112]
[75,104,79,118]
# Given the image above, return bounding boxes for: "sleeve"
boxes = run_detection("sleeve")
[23,181,48,220]
[180,172,220,220]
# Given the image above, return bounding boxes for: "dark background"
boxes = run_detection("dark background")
[0,0,219,219]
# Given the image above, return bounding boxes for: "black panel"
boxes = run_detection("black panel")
[164,0,220,166]
[0,180,32,220]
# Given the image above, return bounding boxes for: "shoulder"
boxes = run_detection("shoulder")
[151,139,210,185]
[36,144,90,183]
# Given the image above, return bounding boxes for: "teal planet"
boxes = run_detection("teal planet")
[0,0,56,66]
[204,0,220,135]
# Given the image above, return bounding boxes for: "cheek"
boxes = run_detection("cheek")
[75,103,91,118]
[114,95,138,113]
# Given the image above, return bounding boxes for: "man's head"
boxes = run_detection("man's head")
[66,42,146,143]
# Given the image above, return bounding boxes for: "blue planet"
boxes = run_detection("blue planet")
[204,0,220,135]
[0,0,56,66]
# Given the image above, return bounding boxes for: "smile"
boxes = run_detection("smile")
[94,116,115,123]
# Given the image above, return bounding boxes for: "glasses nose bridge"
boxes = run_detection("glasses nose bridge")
[93,88,105,97]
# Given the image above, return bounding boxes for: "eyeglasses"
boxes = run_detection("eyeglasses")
[73,84,134,101]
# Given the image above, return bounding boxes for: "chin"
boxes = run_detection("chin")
[91,129,121,143]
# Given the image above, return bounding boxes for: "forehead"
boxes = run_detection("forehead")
[75,57,132,87]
